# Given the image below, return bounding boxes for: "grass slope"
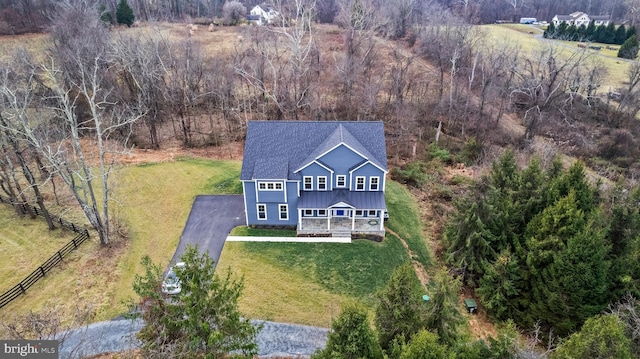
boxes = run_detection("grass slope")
[0,206,75,290]
[217,180,431,327]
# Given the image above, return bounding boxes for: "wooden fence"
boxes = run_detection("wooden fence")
[0,195,90,309]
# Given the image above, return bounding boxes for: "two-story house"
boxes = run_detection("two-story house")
[241,121,388,238]
[551,12,610,27]
[249,4,278,26]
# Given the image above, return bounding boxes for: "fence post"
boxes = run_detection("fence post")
[19,283,25,294]
[72,237,77,248]
[39,266,45,277]
[57,251,63,262]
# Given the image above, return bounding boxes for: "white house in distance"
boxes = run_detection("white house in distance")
[551,12,610,27]
[249,4,278,26]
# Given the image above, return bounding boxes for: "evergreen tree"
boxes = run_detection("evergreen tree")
[605,22,617,44]
[577,24,587,41]
[399,330,454,359]
[424,269,465,346]
[132,245,260,358]
[616,24,628,45]
[313,305,383,359]
[99,4,112,24]
[544,22,556,39]
[627,26,638,41]
[606,186,640,298]
[557,21,569,39]
[477,250,520,321]
[585,22,597,41]
[525,192,610,335]
[594,25,607,43]
[619,35,639,59]
[567,24,578,41]
[553,315,632,359]
[116,0,135,27]
[375,263,426,351]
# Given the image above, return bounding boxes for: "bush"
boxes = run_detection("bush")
[618,35,639,59]
[391,161,428,188]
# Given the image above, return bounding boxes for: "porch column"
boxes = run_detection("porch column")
[327,210,331,230]
[379,211,384,231]
[298,209,302,230]
[351,210,355,230]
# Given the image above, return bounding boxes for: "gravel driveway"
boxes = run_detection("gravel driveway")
[171,195,245,266]
[58,318,329,358]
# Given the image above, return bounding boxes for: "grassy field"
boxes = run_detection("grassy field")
[217,181,431,327]
[0,158,242,322]
[0,206,76,290]
[481,24,630,90]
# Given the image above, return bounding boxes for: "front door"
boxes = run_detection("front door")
[333,209,350,217]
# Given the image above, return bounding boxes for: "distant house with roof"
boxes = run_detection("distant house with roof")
[241,121,388,238]
[551,12,610,27]
[248,4,278,26]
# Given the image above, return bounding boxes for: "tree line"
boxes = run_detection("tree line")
[3,0,640,35]
[544,21,636,45]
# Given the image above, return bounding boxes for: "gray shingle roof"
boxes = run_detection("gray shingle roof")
[298,190,386,209]
[241,121,387,181]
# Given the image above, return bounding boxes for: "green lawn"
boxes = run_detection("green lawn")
[0,206,75,290]
[0,157,431,328]
[217,180,431,327]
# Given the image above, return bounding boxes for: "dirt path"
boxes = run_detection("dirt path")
[384,226,430,288]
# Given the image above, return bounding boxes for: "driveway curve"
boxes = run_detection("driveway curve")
[171,195,245,266]
[58,318,329,358]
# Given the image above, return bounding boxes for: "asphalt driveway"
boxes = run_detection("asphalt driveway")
[171,195,245,266]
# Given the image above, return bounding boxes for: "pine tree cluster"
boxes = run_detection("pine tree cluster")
[543,21,636,46]
[444,152,640,337]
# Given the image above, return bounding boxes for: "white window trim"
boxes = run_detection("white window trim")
[355,176,365,191]
[336,175,346,187]
[279,204,288,220]
[304,209,313,216]
[317,176,327,191]
[258,181,283,191]
[304,176,313,190]
[368,210,377,217]
[257,204,267,220]
[355,210,363,216]
[369,176,379,191]
[318,209,327,217]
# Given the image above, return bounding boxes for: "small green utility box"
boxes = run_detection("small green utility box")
[464,298,478,314]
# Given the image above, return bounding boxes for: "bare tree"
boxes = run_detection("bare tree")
[0,56,55,229]
[236,0,320,120]
[111,30,172,148]
[510,45,593,141]
[222,1,246,25]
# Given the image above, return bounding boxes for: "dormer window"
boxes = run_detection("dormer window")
[336,175,346,187]
[318,176,327,190]
[304,176,313,190]
[370,177,379,191]
[355,176,365,191]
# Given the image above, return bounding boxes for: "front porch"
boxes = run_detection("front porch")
[297,216,385,237]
